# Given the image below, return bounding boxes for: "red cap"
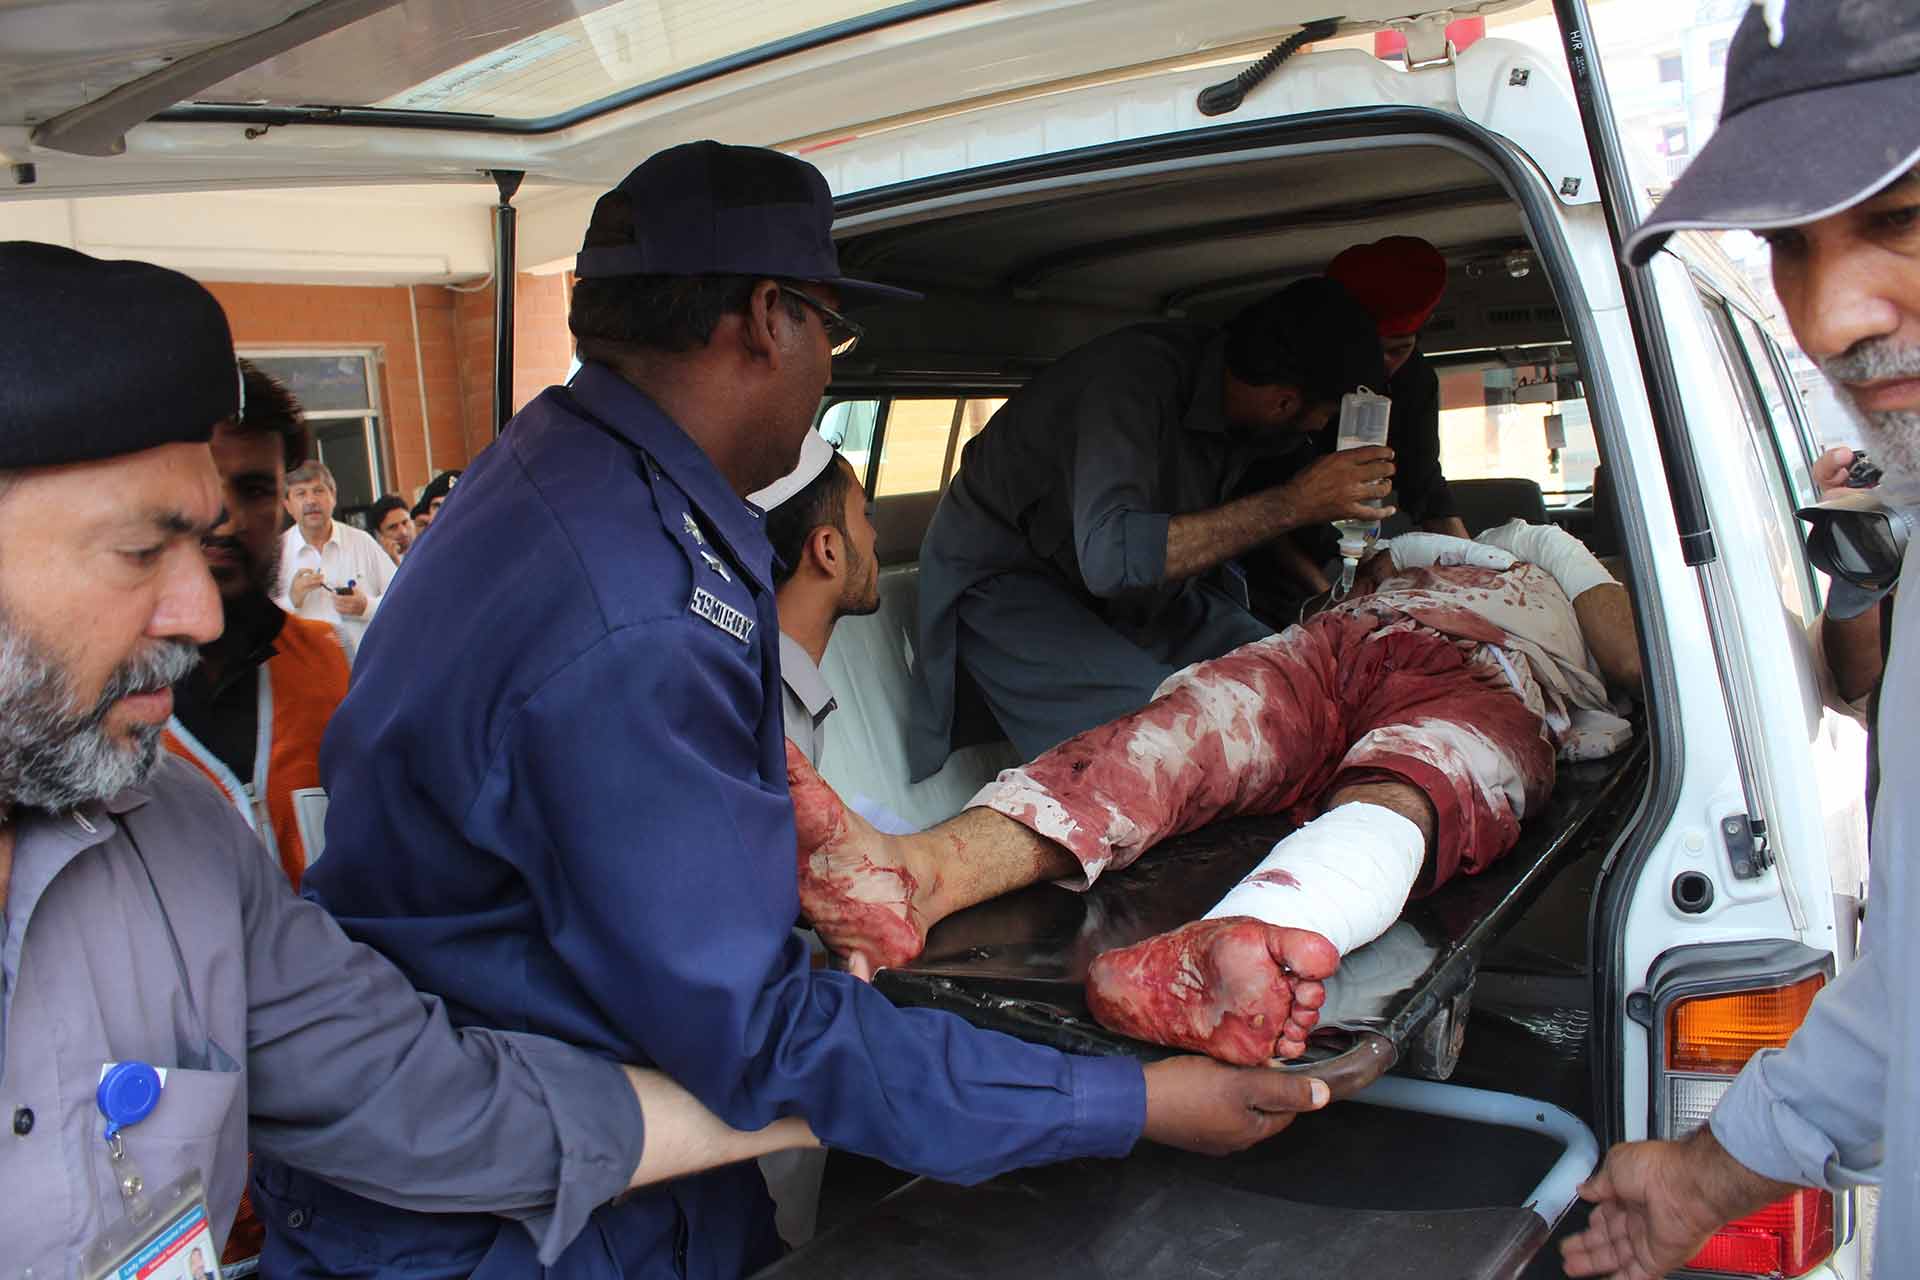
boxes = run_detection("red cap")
[1326,236,1447,338]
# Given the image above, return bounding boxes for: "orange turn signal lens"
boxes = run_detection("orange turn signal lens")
[1668,974,1824,1075]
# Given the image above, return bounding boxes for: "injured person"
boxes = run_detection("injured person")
[790,519,1641,1066]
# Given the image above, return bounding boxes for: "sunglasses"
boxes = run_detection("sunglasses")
[779,285,864,358]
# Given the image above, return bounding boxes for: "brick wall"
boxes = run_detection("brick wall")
[205,273,574,499]
[454,284,496,468]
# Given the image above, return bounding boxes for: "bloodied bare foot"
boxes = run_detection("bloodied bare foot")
[788,740,929,975]
[1086,917,1342,1066]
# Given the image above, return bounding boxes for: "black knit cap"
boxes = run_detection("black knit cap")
[419,469,462,507]
[0,242,237,469]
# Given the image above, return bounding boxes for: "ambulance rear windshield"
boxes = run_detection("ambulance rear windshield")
[187,0,989,127]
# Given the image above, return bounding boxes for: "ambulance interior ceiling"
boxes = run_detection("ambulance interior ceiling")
[833,143,1563,380]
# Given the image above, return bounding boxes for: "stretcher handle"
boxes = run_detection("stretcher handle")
[1273,1030,1397,1100]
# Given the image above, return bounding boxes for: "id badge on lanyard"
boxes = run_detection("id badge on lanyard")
[80,1063,222,1280]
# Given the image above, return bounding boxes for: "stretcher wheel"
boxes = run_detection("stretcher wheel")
[1404,983,1473,1081]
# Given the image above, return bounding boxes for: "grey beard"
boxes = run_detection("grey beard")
[1860,409,1920,501]
[0,606,200,814]
[1821,341,1920,497]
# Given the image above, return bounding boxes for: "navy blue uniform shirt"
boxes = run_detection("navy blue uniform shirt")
[259,363,1145,1279]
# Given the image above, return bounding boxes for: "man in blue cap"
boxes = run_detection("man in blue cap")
[268,141,1332,1278]
[1564,3,1920,1276]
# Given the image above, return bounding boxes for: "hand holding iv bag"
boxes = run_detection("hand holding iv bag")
[1331,387,1392,599]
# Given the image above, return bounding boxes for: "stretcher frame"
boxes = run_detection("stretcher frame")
[762,746,1644,1279]
[876,739,1643,1093]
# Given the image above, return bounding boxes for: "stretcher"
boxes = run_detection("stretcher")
[762,742,1643,1280]
[873,740,1645,1090]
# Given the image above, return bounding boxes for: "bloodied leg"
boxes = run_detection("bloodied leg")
[788,738,1080,974]
[793,611,1555,1060]
[1083,789,1427,1064]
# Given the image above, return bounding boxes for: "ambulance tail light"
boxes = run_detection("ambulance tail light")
[1683,1191,1832,1277]
[1640,944,1839,1279]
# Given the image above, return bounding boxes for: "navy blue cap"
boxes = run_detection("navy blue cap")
[575,141,920,307]
[0,242,237,469]
[1624,1,1920,265]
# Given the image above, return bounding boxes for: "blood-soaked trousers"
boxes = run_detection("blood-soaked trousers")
[976,608,1558,894]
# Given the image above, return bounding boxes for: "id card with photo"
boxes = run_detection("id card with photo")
[82,1170,222,1280]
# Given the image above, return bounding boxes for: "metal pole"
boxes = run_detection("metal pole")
[1549,0,1714,565]
[489,169,525,436]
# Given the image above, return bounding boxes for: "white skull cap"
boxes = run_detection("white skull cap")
[749,429,837,510]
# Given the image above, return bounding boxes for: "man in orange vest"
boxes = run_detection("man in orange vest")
[165,361,348,889]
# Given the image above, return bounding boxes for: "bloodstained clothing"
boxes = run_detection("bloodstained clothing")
[977,562,1608,894]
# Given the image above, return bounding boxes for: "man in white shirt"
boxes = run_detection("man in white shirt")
[744,431,881,1250]
[753,430,881,769]
[274,460,396,657]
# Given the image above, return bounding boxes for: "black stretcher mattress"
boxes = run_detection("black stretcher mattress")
[873,740,1644,1073]
[759,744,1643,1280]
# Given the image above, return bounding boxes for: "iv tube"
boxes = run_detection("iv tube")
[1331,528,1368,601]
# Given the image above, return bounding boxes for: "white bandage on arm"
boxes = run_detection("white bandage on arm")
[1386,531,1517,574]
[1201,803,1426,955]
[1476,518,1615,601]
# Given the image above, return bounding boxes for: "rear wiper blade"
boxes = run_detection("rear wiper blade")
[1197,16,1342,116]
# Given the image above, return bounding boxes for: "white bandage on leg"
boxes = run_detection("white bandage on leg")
[1201,803,1426,955]
[1475,518,1615,602]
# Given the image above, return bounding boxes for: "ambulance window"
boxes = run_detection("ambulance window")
[816,398,882,484]
[1433,350,1597,504]
[1725,310,1819,507]
[869,396,1006,498]
[244,350,388,510]
[195,1,982,126]
[873,399,961,496]
[1698,296,1821,619]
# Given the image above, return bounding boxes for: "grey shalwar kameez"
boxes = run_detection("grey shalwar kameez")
[1707,541,1920,1273]
[909,323,1305,778]
[0,758,644,1275]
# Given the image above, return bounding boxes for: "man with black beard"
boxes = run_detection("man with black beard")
[0,241,822,1274]
[1564,5,1920,1277]
[909,277,1390,775]
[165,360,349,887]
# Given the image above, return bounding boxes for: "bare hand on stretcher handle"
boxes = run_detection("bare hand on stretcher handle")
[1141,1055,1330,1156]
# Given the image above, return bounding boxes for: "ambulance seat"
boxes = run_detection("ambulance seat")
[816,565,1021,829]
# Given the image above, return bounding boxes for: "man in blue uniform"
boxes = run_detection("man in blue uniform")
[259,141,1332,1279]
